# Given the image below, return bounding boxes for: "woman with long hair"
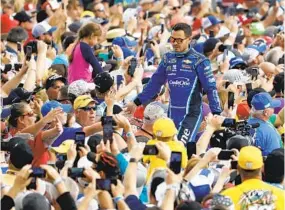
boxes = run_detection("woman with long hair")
[68,22,103,84]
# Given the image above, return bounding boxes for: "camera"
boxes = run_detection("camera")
[210,119,260,149]
[1,63,23,73]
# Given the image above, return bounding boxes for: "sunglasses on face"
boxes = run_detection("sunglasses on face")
[171,6,180,10]
[22,111,34,117]
[80,106,97,112]
[169,36,189,44]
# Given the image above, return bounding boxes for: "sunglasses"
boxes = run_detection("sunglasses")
[22,111,34,117]
[169,36,189,44]
[171,6,180,10]
[80,106,97,112]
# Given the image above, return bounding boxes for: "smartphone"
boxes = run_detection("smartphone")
[1,141,9,151]
[30,168,46,178]
[222,118,236,127]
[26,177,37,190]
[102,116,113,144]
[227,91,235,109]
[218,150,235,160]
[169,152,182,174]
[231,160,238,169]
[116,75,124,90]
[75,132,85,150]
[143,145,158,155]
[223,49,228,62]
[26,46,32,61]
[68,168,85,178]
[128,58,137,77]
[225,81,231,89]
[246,83,252,94]
[14,63,22,71]
[96,179,117,191]
[57,154,67,161]
[17,42,21,52]
[161,24,164,34]
[209,30,215,38]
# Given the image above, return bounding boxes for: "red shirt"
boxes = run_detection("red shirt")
[28,131,50,166]
[10,129,50,166]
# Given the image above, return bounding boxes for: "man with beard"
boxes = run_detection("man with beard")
[32,20,58,60]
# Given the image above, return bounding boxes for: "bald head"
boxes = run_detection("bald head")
[259,62,278,77]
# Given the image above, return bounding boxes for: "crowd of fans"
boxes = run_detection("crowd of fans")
[0,0,284,209]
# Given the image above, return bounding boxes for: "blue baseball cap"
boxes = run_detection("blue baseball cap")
[1,107,11,119]
[202,15,223,29]
[52,54,69,67]
[121,47,136,58]
[112,37,137,48]
[41,101,72,117]
[251,92,281,110]
[247,39,267,54]
[229,57,247,69]
[32,21,57,38]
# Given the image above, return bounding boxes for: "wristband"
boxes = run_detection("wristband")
[117,57,123,61]
[53,177,63,186]
[165,184,179,192]
[133,98,142,106]
[64,160,73,167]
[114,196,124,204]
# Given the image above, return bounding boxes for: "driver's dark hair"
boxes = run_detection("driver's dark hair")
[172,23,192,37]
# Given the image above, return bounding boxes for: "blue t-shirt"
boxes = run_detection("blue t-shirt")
[248,117,282,156]
[52,127,83,147]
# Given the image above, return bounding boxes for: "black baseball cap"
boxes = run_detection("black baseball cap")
[2,87,33,106]
[203,38,219,55]
[264,148,284,182]
[94,72,114,94]
[45,74,67,90]
[13,11,32,23]
[10,142,33,169]
[226,135,251,151]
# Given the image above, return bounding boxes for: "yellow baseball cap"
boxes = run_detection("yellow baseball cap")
[51,140,74,154]
[153,117,177,138]
[80,11,95,18]
[74,95,95,110]
[238,146,263,170]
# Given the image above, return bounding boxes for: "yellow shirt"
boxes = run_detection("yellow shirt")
[143,139,188,181]
[222,179,285,210]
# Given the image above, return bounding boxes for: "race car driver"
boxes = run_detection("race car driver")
[125,23,222,145]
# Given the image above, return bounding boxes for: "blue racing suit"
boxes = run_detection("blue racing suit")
[133,48,222,145]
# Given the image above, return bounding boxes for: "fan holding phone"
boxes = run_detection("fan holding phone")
[142,118,188,180]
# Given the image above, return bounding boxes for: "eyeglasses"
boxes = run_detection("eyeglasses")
[169,36,189,44]
[22,111,34,117]
[79,106,97,112]
[171,6,180,10]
